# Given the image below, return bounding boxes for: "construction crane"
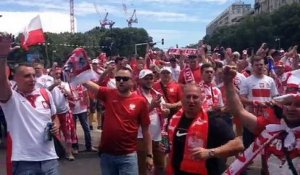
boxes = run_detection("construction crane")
[93,3,115,29]
[127,9,138,28]
[70,0,75,33]
[100,12,115,29]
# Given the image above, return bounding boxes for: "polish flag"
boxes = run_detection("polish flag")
[21,15,45,50]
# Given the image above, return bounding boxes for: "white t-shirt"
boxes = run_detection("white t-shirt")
[35,74,54,89]
[240,75,279,102]
[0,88,58,161]
[170,65,181,82]
[51,82,71,114]
[70,84,88,114]
[137,90,165,141]
[234,72,247,90]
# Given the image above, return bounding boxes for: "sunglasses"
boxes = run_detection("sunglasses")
[115,76,131,82]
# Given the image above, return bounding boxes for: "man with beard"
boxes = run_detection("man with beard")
[223,66,300,175]
[83,68,153,175]
[136,69,168,175]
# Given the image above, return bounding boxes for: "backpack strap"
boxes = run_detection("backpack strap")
[40,88,51,110]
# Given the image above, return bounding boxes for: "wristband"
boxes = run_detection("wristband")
[208,149,216,158]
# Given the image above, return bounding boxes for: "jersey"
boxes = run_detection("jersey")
[0,88,57,161]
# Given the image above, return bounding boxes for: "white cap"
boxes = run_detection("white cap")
[92,59,99,64]
[139,69,153,79]
[160,66,172,74]
[106,60,115,65]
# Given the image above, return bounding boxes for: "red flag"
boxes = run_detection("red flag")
[64,48,97,85]
[21,15,45,50]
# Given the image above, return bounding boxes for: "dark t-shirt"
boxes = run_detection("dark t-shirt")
[172,114,235,175]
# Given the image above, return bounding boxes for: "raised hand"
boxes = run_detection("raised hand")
[223,66,237,85]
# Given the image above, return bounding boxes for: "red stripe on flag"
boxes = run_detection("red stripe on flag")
[252,89,271,97]
[24,28,45,47]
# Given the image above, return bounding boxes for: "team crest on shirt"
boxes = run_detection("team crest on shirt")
[129,104,136,110]
[42,101,50,109]
[259,83,265,88]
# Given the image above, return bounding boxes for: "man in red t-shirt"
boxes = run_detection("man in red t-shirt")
[83,68,153,175]
[153,66,182,119]
[178,55,202,84]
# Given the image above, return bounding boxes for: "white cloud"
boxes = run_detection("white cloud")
[0,11,74,34]
[138,11,199,22]
[127,0,229,5]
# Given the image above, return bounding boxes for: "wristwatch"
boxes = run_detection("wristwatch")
[146,154,153,159]
[208,149,216,158]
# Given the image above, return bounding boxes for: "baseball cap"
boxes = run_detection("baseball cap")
[139,69,153,79]
[160,67,172,74]
[92,59,99,64]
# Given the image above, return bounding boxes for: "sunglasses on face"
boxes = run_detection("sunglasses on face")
[115,76,131,82]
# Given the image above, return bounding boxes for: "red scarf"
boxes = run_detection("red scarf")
[167,108,209,175]
[224,119,300,175]
[183,67,195,84]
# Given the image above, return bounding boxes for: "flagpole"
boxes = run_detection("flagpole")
[44,43,51,67]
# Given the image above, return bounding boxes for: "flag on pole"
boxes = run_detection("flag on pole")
[63,48,97,85]
[21,15,45,50]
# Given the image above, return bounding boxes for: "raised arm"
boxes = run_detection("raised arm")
[82,81,100,96]
[0,35,13,102]
[223,66,258,133]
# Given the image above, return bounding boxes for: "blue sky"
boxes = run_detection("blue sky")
[0,0,253,49]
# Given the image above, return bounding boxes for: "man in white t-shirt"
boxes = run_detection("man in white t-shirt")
[0,40,60,175]
[33,62,54,89]
[240,56,279,149]
[69,84,96,152]
[136,69,169,175]
[169,57,181,82]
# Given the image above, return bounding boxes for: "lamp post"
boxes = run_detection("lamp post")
[275,37,281,49]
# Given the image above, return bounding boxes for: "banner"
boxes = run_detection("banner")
[167,48,197,56]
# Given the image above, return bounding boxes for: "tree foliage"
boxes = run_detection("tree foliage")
[203,3,300,51]
[17,27,152,66]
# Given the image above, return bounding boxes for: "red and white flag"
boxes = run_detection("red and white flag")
[63,48,97,85]
[21,15,45,50]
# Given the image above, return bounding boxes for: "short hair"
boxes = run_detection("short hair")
[250,55,264,65]
[201,63,214,73]
[214,61,224,70]
[117,67,132,74]
[183,83,201,94]
[33,62,45,68]
[14,62,33,74]
[115,57,125,64]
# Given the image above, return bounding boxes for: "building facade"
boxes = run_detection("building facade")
[254,0,300,14]
[206,2,252,36]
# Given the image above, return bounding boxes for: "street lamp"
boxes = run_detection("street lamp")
[275,37,281,49]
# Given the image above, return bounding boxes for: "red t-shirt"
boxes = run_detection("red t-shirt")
[178,67,202,84]
[97,87,150,155]
[153,81,182,103]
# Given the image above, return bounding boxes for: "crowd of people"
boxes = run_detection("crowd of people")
[0,33,300,175]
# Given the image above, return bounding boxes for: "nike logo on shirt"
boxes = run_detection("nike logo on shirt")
[176,130,187,137]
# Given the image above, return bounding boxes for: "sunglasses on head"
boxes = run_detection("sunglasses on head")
[115,76,131,82]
